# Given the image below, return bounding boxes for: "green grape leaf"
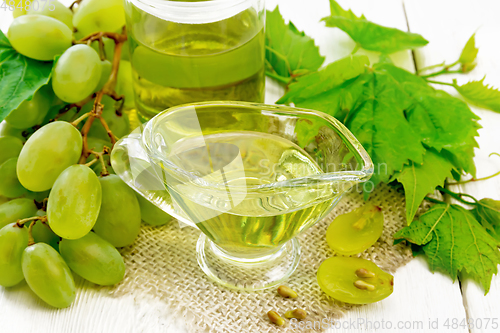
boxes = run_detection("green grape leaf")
[0,30,54,122]
[277,55,369,104]
[321,0,428,54]
[458,33,478,71]
[472,199,500,242]
[453,78,500,113]
[342,71,426,187]
[376,64,480,176]
[309,72,425,188]
[393,149,454,224]
[279,62,479,190]
[394,204,500,294]
[265,6,325,81]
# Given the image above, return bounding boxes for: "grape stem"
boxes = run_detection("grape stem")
[27,220,37,246]
[77,29,128,164]
[85,157,99,168]
[16,216,47,228]
[75,31,128,47]
[69,0,83,11]
[89,147,111,177]
[16,216,49,246]
[40,198,48,212]
[71,112,92,127]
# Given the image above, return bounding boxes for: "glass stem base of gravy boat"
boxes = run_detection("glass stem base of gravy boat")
[197,234,300,291]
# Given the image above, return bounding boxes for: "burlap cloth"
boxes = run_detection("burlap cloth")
[110,184,413,332]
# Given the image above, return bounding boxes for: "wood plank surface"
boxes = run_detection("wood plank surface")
[404,1,500,332]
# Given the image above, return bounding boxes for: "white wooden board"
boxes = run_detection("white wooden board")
[405,1,500,332]
[1,0,498,332]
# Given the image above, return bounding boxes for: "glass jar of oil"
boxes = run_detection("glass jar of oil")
[124,0,266,120]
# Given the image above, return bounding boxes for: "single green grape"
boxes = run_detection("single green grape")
[31,214,60,251]
[22,243,75,308]
[0,198,38,229]
[86,137,115,175]
[0,135,24,165]
[326,205,384,255]
[0,223,29,287]
[4,87,52,129]
[72,0,126,36]
[93,175,141,247]
[60,232,125,285]
[52,44,102,103]
[0,121,25,141]
[7,15,72,61]
[17,121,82,192]
[27,0,73,29]
[47,165,102,240]
[317,257,394,304]
[0,158,29,199]
[136,194,173,227]
[95,60,112,92]
[116,60,135,109]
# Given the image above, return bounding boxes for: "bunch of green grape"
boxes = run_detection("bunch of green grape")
[6,0,135,114]
[0,0,173,309]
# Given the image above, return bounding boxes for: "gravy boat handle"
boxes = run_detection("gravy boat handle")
[110,126,195,228]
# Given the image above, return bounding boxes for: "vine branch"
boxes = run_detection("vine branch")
[76,29,127,164]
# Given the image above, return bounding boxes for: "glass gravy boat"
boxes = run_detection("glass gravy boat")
[111,102,373,291]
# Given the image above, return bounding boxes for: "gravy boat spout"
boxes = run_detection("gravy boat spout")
[111,102,373,290]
